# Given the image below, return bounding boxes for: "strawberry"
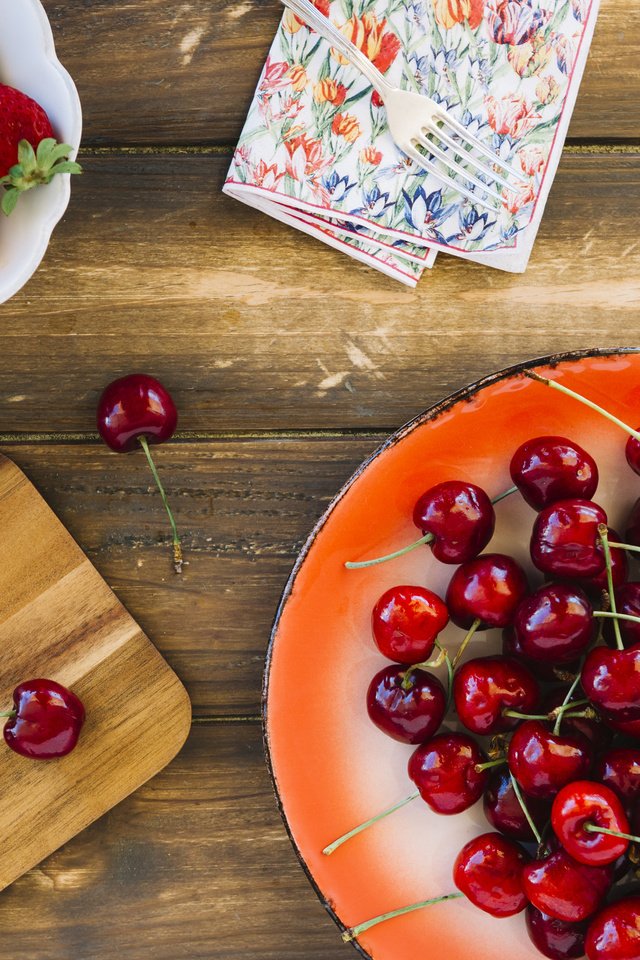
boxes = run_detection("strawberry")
[0,82,81,215]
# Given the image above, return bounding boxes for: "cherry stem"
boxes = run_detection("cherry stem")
[342,892,464,941]
[452,618,481,669]
[594,611,640,624]
[510,772,542,845]
[138,436,183,574]
[439,641,454,711]
[0,710,16,718]
[609,541,640,555]
[322,791,420,856]
[554,671,585,735]
[345,532,434,569]
[474,757,507,773]
[492,484,518,504]
[598,524,624,650]
[503,710,550,721]
[584,823,640,844]
[524,371,640,442]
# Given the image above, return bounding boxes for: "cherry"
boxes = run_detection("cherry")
[513,583,594,664]
[510,436,598,511]
[522,846,613,922]
[531,499,608,579]
[371,585,448,664]
[582,529,628,595]
[526,905,588,960]
[581,645,640,722]
[366,666,446,744]
[552,781,633,866]
[408,732,488,814]
[585,897,640,960]
[97,373,183,573]
[502,627,580,682]
[453,655,539,735]
[508,720,592,799]
[626,434,640,476]
[346,479,495,568]
[446,554,528,663]
[602,583,640,649]
[3,679,85,759]
[483,766,550,842]
[453,832,529,918]
[593,747,640,805]
[624,498,640,547]
[544,689,612,753]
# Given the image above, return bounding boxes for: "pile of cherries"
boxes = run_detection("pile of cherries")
[328,376,640,960]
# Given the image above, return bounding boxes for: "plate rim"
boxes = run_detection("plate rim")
[262,344,640,957]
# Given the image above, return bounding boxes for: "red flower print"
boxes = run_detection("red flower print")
[334,13,401,74]
[260,56,291,96]
[331,112,362,143]
[360,146,383,165]
[284,0,331,33]
[432,0,484,30]
[284,134,333,180]
[517,144,545,176]
[371,91,384,108]
[502,180,536,214]
[252,160,284,190]
[485,93,540,139]
[486,0,548,45]
[313,78,347,105]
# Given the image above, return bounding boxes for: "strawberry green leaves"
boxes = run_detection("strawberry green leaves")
[0,138,82,215]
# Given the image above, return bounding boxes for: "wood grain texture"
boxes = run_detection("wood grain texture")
[0,722,344,960]
[0,455,191,889]
[44,0,640,144]
[0,152,639,434]
[0,439,381,717]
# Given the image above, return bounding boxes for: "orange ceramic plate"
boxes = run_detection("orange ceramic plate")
[265,348,640,960]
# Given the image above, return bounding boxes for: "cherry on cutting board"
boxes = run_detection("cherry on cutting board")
[510,436,599,511]
[97,374,183,573]
[508,720,592,799]
[3,679,85,759]
[585,897,640,960]
[526,905,588,960]
[452,655,539,735]
[530,499,608,579]
[453,832,529,917]
[513,583,594,664]
[366,665,446,744]
[551,781,634,866]
[345,480,495,569]
[371,585,448,663]
[522,845,613,922]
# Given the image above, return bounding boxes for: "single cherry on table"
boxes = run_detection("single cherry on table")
[97,373,183,573]
[510,435,599,511]
[3,679,85,760]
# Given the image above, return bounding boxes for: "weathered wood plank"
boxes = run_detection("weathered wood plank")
[45,0,640,144]
[0,722,345,960]
[0,152,638,433]
[0,439,382,716]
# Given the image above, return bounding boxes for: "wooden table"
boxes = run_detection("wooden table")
[0,1,638,956]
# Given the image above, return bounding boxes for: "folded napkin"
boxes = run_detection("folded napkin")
[223,0,600,286]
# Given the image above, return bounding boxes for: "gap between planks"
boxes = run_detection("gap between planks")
[77,142,640,157]
[0,429,388,444]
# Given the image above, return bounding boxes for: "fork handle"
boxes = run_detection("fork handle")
[280,0,393,101]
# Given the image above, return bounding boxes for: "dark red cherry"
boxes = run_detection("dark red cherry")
[510,436,599,511]
[453,832,529,918]
[624,498,640,547]
[366,666,446,744]
[508,720,592,799]
[625,433,640,476]
[582,529,628,594]
[586,896,640,960]
[453,655,539,735]
[544,689,612,753]
[408,732,487,815]
[582,645,640,722]
[602,583,640,649]
[3,679,85,759]
[552,781,631,866]
[526,905,589,960]
[97,373,178,452]
[502,628,580,682]
[607,716,640,739]
[446,553,529,630]
[483,766,550,842]
[513,583,594,664]
[371,585,449,664]
[522,846,613,922]
[593,748,640,805]
[531,500,608,579]
[412,480,495,564]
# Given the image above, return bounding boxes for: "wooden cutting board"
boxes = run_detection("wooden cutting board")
[0,453,191,890]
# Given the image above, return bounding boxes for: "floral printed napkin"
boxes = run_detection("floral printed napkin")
[223,0,600,286]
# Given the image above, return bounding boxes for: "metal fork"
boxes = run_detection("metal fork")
[280,0,526,209]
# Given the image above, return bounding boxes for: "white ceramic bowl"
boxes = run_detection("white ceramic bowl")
[0,0,82,303]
